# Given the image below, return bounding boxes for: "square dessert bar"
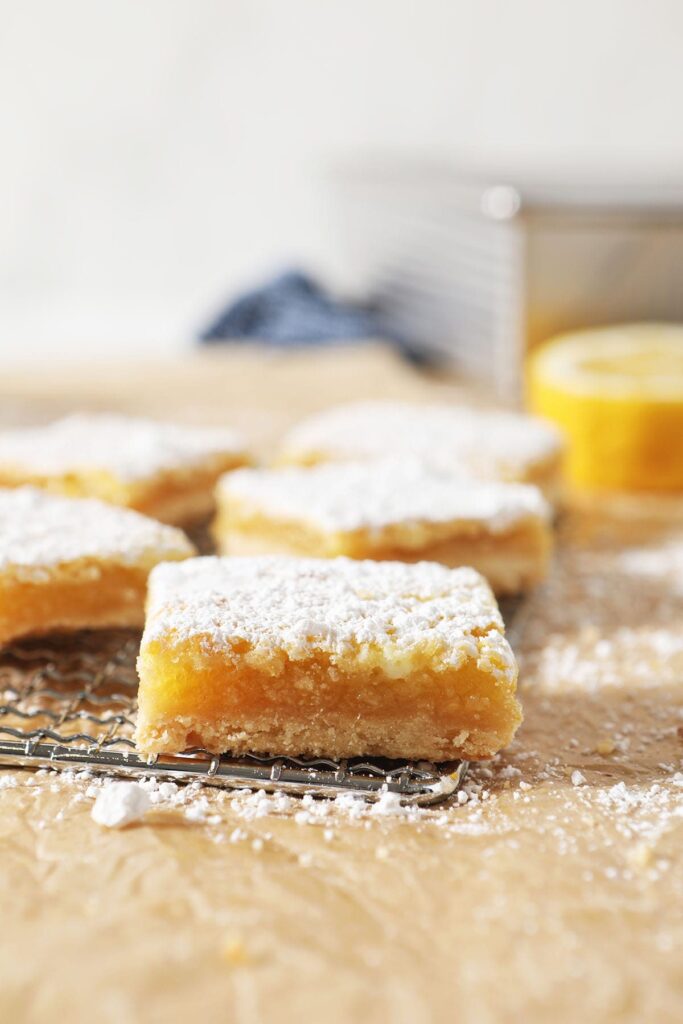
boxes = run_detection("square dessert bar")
[135,556,522,762]
[0,487,195,647]
[0,413,249,524]
[279,400,564,498]
[214,461,552,594]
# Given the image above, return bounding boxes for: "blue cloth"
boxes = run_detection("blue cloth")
[200,270,385,346]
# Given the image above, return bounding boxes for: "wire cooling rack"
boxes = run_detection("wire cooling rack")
[0,629,467,806]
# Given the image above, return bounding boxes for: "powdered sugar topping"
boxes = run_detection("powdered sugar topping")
[143,555,515,674]
[281,401,563,478]
[0,413,245,483]
[0,487,194,571]
[220,459,550,534]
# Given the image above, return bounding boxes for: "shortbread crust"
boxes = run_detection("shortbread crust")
[279,401,563,495]
[214,461,552,593]
[0,487,195,646]
[135,556,522,761]
[0,413,249,524]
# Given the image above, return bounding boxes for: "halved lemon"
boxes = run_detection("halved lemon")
[528,324,683,491]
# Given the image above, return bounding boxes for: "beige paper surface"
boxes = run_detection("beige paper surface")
[0,346,681,1024]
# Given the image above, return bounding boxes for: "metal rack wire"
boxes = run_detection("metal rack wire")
[0,629,467,805]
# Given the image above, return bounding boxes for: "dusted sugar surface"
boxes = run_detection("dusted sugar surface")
[280,400,563,479]
[142,555,515,675]
[0,413,245,483]
[218,460,550,534]
[0,487,194,571]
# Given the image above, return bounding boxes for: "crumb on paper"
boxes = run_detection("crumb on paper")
[222,935,250,966]
[91,781,151,828]
[153,781,179,802]
[184,796,211,823]
[628,843,654,869]
[595,736,616,756]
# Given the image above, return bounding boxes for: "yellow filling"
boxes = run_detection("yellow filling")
[0,454,248,524]
[214,508,550,595]
[136,635,522,761]
[0,561,151,646]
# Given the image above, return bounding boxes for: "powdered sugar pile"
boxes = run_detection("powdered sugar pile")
[91,781,151,828]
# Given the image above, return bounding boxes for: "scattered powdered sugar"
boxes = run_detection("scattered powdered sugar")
[0,413,245,483]
[131,770,683,846]
[151,781,181,802]
[209,786,429,826]
[618,538,683,596]
[0,487,195,572]
[592,780,683,847]
[524,626,683,692]
[371,790,414,816]
[184,796,213,823]
[281,401,562,479]
[8,756,683,878]
[91,781,151,828]
[142,555,514,675]
[513,524,683,693]
[53,771,461,829]
[219,459,550,535]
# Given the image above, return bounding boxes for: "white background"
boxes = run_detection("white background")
[1,0,682,362]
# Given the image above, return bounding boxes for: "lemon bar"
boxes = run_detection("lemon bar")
[279,400,563,497]
[0,487,195,647]
[135,556,522,761]
[0,413,249,524]
[214,461,552,594]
